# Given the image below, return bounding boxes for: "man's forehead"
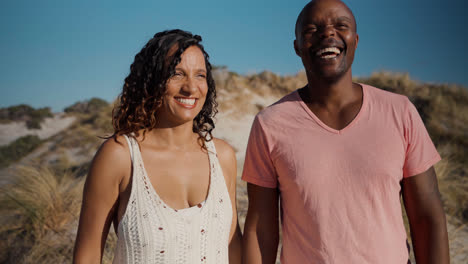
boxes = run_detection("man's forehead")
[295,0,356,35]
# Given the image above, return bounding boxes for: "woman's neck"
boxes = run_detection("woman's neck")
[142,122,199,150]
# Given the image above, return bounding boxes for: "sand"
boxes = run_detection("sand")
[0,113,76,146]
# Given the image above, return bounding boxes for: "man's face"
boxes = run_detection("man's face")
[294,0,359,82]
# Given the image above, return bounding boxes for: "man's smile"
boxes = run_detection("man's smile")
[315,46,342,59]
[309,39,346,62]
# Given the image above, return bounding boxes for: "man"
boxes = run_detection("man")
[242,0,450,263]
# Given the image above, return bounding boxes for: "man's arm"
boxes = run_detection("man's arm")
[242,183,280,264]
[402,166,449,264]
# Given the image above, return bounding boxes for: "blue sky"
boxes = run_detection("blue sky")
[1,0,466,111]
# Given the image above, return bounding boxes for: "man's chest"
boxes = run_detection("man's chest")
[270,120,407,198]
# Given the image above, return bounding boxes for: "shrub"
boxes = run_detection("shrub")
[0,104,34,121]
[64,98,109,114]
[0,105,53,129]
[27,107,53,129]
[0,135,42,168]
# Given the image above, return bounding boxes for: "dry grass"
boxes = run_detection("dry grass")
[0,165,84,263]
[214,68,306,117]
[436,154,468,221]
[402,155,468,262]
[0,102,116,263]
[0,164,117,264]
[47,104,113,162]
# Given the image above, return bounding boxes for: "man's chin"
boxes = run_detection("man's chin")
[313,58,351,78]
[310,67,346,82]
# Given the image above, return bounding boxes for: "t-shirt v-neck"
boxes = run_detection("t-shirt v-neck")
[295,83,368,134]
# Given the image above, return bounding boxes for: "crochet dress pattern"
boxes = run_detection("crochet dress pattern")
[112,135,232,264]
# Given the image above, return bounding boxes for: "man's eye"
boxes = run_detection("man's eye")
[305,27,317,34]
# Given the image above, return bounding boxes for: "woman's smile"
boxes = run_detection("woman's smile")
[174,97,197,109]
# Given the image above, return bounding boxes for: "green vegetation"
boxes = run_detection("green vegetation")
[0,105,53,129]
[64,97,109,114]
[0,135,42,168]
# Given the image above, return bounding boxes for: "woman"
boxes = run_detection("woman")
[73,29,242,263]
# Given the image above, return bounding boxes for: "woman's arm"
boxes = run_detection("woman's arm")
[73,137,130,264]
[214,138,242,264]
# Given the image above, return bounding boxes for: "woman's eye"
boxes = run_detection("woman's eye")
[172,72,183,79]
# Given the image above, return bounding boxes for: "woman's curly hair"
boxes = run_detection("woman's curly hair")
[111,29,217,142]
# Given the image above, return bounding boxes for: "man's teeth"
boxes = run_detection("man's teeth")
[175,98,196,106]
[322,54,337,59]
[316,47,341,57]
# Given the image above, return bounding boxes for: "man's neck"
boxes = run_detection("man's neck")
[303,71,359,109]
[300,70,364,130]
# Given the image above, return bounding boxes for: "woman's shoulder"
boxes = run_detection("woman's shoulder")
[212,138,235,160]
[91,135,132,173]
[83,135,133,192]
[212,138,236,174]
[98,135,131,158]
[211,138,237,193]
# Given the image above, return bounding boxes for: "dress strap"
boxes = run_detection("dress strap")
[205,139,217,156]
[123,134,134,163]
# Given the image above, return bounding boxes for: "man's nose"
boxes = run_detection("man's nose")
[319,25,335,38]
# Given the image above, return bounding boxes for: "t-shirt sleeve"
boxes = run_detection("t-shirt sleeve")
[241,115,278,188]
[402,98,441,178]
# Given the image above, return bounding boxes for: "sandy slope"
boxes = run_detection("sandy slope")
[0,113,76,146]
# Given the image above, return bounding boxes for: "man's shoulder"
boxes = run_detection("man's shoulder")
[362,83,410,107]
[256,90,301,122]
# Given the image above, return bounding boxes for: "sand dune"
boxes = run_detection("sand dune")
[0,114,76,146]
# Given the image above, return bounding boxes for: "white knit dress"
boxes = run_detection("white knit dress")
[112,135,232,264]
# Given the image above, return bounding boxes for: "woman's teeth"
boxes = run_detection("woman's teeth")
[175,98,196,106]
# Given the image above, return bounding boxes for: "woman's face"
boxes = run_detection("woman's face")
[158,45,208,126]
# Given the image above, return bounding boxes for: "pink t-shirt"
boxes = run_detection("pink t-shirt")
[242,84,441,263]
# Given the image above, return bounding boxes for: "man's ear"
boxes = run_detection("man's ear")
[294,39,301,56]
[355,34,359,50]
